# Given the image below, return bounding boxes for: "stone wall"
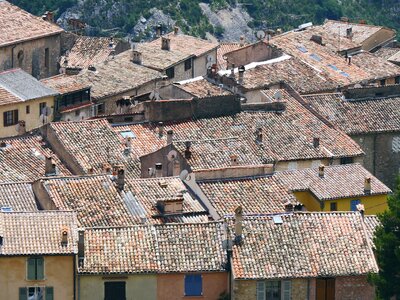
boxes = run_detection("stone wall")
[335,276,375,300]
[344,84,400,100]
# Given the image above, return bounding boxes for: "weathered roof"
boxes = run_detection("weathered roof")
[0,133,71,182]
[41,175,207,227]
[0,211,78,256]
[0,69,58,102]
[374,47,400,61]
[0,1,63,47]
[41,74,90,95]
[79,221,226,274]
[137,32,218,70]
[198,176,296,217]
[231,212,378,279]
[276,164,391,201]
[364,215,380,245]
[351,52,400,80]
[302,92,400,134]
[0,182,38,211]
[174,77,232,98]
[217,42,245,70]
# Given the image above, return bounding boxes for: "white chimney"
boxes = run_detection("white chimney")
[238,65,245,84]
[234,206,243,245]
[167,130,173,144]
[155,163,163,177]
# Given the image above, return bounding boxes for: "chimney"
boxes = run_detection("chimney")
[348,55,352,65]
[131,50,142,64]
[284,201,294,212]
[161,37,171,51]
[61,227,69,246]
[155,163,163,177]
[318,164,325,178]
[102,163,112,174]
[174,26,179,35]
[17,120,26,135]
[230,154,238,166]
[45,156,56,176]
[346,27,353,39]
[125,137,132,148]
[234,206,243,245]
[156,24,162,37]
[310,35,323,45]
[42,11,54,22]
[238,65,245,84]
[78,230,85,267]
[167,130,173,144]
[158,122,164,138]
[230,64,235,79]
[364,177,371,194]
[255,127,263,144]
[117,166,125,191]
[87,167,94,174]
[184,141,192,159]
[239,35,245,47]
[313,137,320,148]
[357,203,365,218]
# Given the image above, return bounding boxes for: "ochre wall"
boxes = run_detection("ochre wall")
[0,255,75,300]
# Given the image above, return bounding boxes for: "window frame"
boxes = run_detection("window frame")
[19,286,53,300]
[166,66,175,79]
[26,256,45,281]
[184,274,203,297]
[184,58,192,71]
[350,199,361,211]
[26,105,30,114]
[3,109,19,127]
[257,280,291,300]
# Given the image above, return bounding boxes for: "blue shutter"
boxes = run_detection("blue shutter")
[36,257,44,280]
[46,287,54,300]
[184,274,202,296]
[19,288,27,300]
[27,258,36,280]
[351,199,361,211]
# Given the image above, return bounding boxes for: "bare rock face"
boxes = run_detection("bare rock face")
[199,3,255,42]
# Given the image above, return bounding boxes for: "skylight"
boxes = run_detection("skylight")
[120,130,136,139]
[310,53,322,62]
[340,71,350,77]
[297,45,308,53]
[328,64,339,71]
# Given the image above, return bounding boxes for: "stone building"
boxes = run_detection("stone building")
[0,1,63,79]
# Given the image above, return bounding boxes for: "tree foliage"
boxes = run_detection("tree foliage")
[369,177,400,299]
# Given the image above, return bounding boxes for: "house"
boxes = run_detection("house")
[0,68,58,137]
[0,182,38,211]
[0,1,64,79]
[229,212,378,300]
[302,85,400,189]
[320,20,396,52]
[374,47,400,67]
[78,222,228,300]
[136,29,219,82]
[41,74,91,121]
[276,164,390,214]
[0,211,78,300]
[217,42,246,70]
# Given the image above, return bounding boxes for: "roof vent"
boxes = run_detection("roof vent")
[273,215,283,224]
[310,35,323,45]
[1,206,13,212]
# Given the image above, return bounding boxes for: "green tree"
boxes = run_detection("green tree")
[369,177,400,299]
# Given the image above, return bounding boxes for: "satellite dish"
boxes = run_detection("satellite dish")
[179,169,189,181]
[255,30,266,40]
[149,91,160,101]
[273,90,282,101]
[42,106,52,116]
[167,150,178,161]
[353,83,362,89]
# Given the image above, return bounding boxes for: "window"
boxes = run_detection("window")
[26,105,30,114]
[27,257,44,280]
[3,109,18,127]
[39,102,47,117]
[184,58,192,71]
[257,280,291,300]
[396,76,400,84]
[392,136,400,153]
[45,48,49,68]
[104,282,126,300]
[380,79,386,86]
[330,202,337,211]
[316,278,335,300]
[97,103,105,115]
[351,199,361,211]
[340,157,354,165]
[184,274,202,296]
[19,286,53,300]
[166,66,175,79]
[17,50,24,68]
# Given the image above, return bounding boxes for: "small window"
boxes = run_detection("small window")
[19,286,53,300]
[97,103,105,115]
[26,105,30,114]
[75,110,80,117]
[184,58,192,71]
[340,157,354,165]
[104,282,126,300]
[266,281,281,300]
[39,102,47,117]
[351,199,361,211]
[27,257,44,280]
[3,109,18,127]
[380,79,386,86]
[45,48,49,68]
[330,202,337,211]
[184,274,202,296]
[395,76,400,84]
[166,66,175,79]
[257,280,291,300]
[17,50,24,68]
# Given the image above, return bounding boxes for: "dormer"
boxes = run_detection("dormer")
[156,192,184,215]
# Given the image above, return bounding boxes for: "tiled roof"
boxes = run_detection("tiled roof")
[351,52,400,80]
[231,212,378,279]
[364,215,380,245]
[302,93,400,134]
[276,164,391,201]
[0,133,71,182]
[198,176,296,217]
[0,211,78,255]
[0,69,58,102]
[42,175,207,227]
[217,42,244,70]
[137,33,218,70]
[76,51,162,100]
[374,47,400,61]
[0,1,63,47]
[61,36,116,70]
[0,85,21,105]
[174,77,232,98]
[41,74,90,94]
[79,221,226,274]
[0,182,38,211]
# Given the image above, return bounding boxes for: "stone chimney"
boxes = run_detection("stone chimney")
[239,35,245,47]
[45,156,56,176]
[17,120,26,135]
[346,27,353,39]
[42,11,54,22]
[313,137,320,148]
[131,50,142,65]
[161,37,171,51]
[364,177,371,194]
[234,206,243,245]
[116,166,125,191]
[238,65,245,84]
[167,130,174,144]
[155,163,163,177]
[61,227,68,246]
[230,154,239,166]
[158,122,164,137]
[174,26,179,35]
[184,141,192,159]
[318,164,325,178]
[255,127,263,144]
[156,24,162,37]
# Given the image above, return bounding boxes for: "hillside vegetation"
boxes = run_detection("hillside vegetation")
[10,0,400,39]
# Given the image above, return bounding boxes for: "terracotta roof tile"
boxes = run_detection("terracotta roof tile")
[351,52,400,80]
[174,77,232,97]
[217,42,244,70]
[41,74,90,94]
[374,47,400,61]
[0,182,38,211]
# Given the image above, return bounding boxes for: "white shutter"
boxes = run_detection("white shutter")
[257,281,266,300]
[282,280,291,300]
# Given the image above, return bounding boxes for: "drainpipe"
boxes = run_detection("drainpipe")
[372,133,377,176]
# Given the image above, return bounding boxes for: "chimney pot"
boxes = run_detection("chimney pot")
[117,166,125,191]
[238,65,245,84]
[318,164,325,178]
[184,141,192,159]
[234,206,243,245]
[158,122,164,137]
[313,137,320,148]
[155,163,163,177]
[167,130,173,144]
[156,24,162,37]
[61,227,69,246]
[364,177,371,194]
[45,156,56,176]
[161,37,171,51]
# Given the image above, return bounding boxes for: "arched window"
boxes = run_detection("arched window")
[17,50,24,67]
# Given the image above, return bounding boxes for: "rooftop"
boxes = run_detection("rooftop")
[0,211,78,256]
[374,47,400,61]
[217,42,245,70]
[0,1,63,47]
[174,77,232,98]
[231,212,378,279]
[41,74,91,95]
[0,182,38,211]
[351,52,400,80]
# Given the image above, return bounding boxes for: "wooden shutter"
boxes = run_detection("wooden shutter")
[45,287,54,300]
[19,287,27,300]
[184,274,202,296]
[27,258,36,280]
[282,280,291,300]
[36,257,44,280]
[316,279,326,300]
[3,111,7,127]
[326,278,335,300]
[14,109,18,124]
[256,281,266,300]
